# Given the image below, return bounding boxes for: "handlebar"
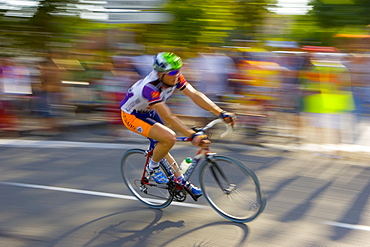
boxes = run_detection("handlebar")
[202,118,233,138]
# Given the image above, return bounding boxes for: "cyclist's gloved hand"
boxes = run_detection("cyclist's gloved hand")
[191,132,210,147]
[219,111,236,127]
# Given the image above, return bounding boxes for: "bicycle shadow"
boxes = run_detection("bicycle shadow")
[49,207,249,247]
[48,208,169,247]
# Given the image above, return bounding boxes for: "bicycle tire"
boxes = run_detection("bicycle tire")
[199,155,265,223]
[121,149,173,209]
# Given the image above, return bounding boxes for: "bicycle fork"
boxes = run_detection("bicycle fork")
[207,154,237,195]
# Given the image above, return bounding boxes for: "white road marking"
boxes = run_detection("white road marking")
[0,139,144,149]
[323,221,370,231]
[2,181,369,228]
[0,181,208,209]
[0,139,187,150]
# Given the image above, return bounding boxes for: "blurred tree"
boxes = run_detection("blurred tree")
[309,0,370,29]
[301,0,370,46]
[135,0,206,48]
[0,0,90,54]
[135,0,276,50]
[133,0,233,49]
[0,0,277,55]
[288,14,335,46]
[233,0,277,40]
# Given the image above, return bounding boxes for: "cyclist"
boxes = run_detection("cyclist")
[120,52,236,198]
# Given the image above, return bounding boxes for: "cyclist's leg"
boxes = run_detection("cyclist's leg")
[163,153,185,180]
[148,123,176,164]
[121,111,201,195]
[149,124,201,196]
[122,111,180,181]
[147,123,201,196]
[121,111,172,183]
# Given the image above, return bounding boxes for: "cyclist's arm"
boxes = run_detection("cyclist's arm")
[152,102,195,137]
[181,83,223,116]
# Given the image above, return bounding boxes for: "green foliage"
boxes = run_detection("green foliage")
[0,0,92,54]
[0,0,277,54]
[9,0,368,55]
[134,0,234,48]
[287,0,370,46]
[233,0,277,39]
[134,0,276,48]
[309,0,370,29]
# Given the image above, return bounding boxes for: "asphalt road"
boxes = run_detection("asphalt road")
[0,134,370,247]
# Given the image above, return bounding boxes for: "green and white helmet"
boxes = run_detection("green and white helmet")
[153,52,182,72]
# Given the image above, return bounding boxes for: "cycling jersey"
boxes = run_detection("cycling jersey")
[120,70,187,115]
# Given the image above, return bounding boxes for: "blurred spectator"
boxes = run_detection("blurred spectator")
[0,58,18,134]
[1,58,33,96]
[99,55,141,137]
[301,52,355,153]
[185,47,236,123]
[35,56,64,135]
[131,54,153,78]
[344,53,370,122]
[342,53,370,143]
[0,58,33,134]
[191,47,236,101]
[215,48,279,144]
[274,52,305,141]
[130,46,160,77]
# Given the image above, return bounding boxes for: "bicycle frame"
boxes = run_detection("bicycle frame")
[121,118,265,222]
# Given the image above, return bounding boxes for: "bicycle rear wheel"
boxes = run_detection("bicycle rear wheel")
[121,149,173,209]
[199,156,265,223]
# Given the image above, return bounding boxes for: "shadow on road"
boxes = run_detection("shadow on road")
[331,174,370,241]
[49,207,249,247]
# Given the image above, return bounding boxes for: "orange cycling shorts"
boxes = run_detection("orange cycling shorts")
[121,111,163,137]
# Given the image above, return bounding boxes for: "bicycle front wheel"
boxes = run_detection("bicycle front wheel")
[199,156,265,223]
[121,149,173,209]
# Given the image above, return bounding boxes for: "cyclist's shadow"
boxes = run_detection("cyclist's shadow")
[49,207,249,247]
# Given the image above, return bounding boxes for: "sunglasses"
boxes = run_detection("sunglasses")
[166,69,180,76]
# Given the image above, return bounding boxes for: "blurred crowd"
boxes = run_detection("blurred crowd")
[1,44,370,151]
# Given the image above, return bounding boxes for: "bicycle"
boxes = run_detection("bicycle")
[120,118,265,223]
